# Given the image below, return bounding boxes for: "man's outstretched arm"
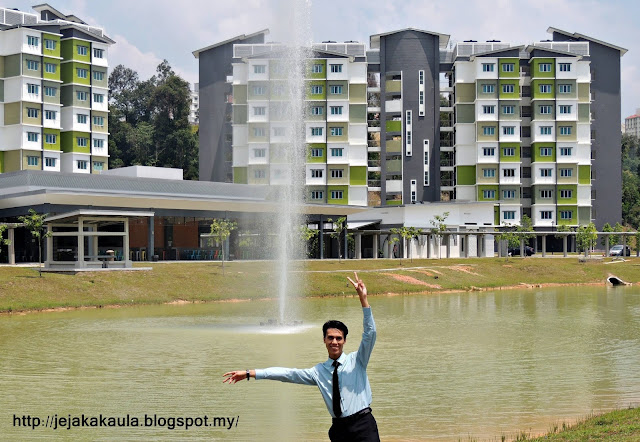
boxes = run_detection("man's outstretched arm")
[347,272,376,367]
[223,367,316,385]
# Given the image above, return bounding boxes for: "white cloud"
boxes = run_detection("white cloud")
[109,34,165,82]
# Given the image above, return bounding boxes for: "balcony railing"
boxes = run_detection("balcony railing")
[368,180,381,188]
[368,160,381,168]
[440,159,455,167]
[440,179,455,187]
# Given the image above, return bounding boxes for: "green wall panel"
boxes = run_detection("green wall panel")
[43,128,61,151]
[307,143,327,163]
[233,85,247,104]
[455,83,475,103]
[385,80,401,93]
[327,185,348,205]
[457,165,476,185]
[307,80,326,100]
[4,54,21,78]
[4,102,20,125]
[499,143,520,162]
[456,104,475,123]
[499,79,519,99]
[349,104,366,123]
[557,185,578,204]
[478,185,499,201]
[532,142,556,162]
[350,166,367,185]
[557,205,578,226]
[578,165,591,184]
[531,58,555,78]
[499,58,519,78]
[386,120,401,132]
[307,60,326,79]
[349,84,366,104]
[60,131,90,154]
[42,33,61,58]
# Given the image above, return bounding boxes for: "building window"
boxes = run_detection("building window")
[311,127,323,136]
[76,160,88,170]
[45,110,56,120]
[253,127,266,137]
[502,105,514,114]
[503,147,515,156]
[77,45,88,56]
[560,147,572,156]
[482,84,494,93]
[483,126,495,136]
[482,168,496,178]
[503,126,515,135]
[330,127,343,136]
[26,60,39,70]
[93,139,104,148]
[329,85,343,94]
[311,148,323,157]
[253,86,266,95]
[330,148,344,157]
[540,126,552,135]
[273,127,285,136]
[540,211,553,220]
[44,86,57,97]
[419,91,424,104]
[311,169,323,178]
[93,161,104,171]
[77,137,88,147]
[45,157,56,167]
[330,106,343,115]
[560,189,573,199]
[539,84,552,93]
[93,116,104,126]
[539,63,552,72]
[77,91,88,101]
[27,108,39,118]
[540,168,552,177]
[45,133,57,144]
[311,191,323,200]
[331,190,343,199]
[77,68,88,79]
[483,190,496,199]
[483,105,495,114]
[539,105,552,114]
[45,63,56,73]
[93,48,104,58]
[45,39,56,50]
[540,189,553,199]
[312,64,323,73]
[331,169,344,178]
[27,35,39,47]
[502,84,515,93]
[253,65,266,74]
[558,84,572,93]
[27,83,39,94]
[311,85,323,95]
[504,211,516,220]
[311,106,323,115]
[559,105,572,114]
[406,112,411,125]
[93,94,104,103]
[424,171,429,186]
[482,63,495,72]
[503,190,516,199]
[503,169,515,177]
[559,126,572,135]
[251,148,265,158]
[540,147,552,156]
[560,210,573,220]
[93,71,104,81]
[253,106,266,116]
[502,63,515,72]
[559,63,571,72]
[77,114,88,124]
[330,64,342,73]
[419,70,424,85]
[27,132,39,142]
[560,168,573,177]
[254,169,266,179]
[27,156,39,166]
[483,147,495,156]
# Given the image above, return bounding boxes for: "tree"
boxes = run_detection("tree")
[0,224,10,258]
[498,224,520,261]
[208,219,237,274]
[390,226,423,264]
[576,222,597,257]
[601,222,613,247]
[429,212,449,259]
[299,225,318,258]
[18,209,52,277]
[328,217,349,262]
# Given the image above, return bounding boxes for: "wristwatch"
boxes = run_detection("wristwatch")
[246,370,250,381]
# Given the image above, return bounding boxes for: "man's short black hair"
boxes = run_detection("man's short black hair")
[323,320,348,339]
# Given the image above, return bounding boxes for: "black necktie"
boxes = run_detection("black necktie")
[332,360,342,417]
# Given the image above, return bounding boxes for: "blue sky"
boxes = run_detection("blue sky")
[6,0,638,121]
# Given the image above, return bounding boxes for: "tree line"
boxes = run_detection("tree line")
[108,61,198,180]
[622,133,640,228]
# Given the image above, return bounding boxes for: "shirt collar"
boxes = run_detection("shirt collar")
[324,352,347,368]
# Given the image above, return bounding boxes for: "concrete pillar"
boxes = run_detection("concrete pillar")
[343,228,348,259]
[319,215,324,260]
[563,235,568,257]
[446,235,451,259]
[148,216,155,261]
[605,235,609,256]
[355,233,362,259]
[8,227,15,265]
[464,235,469,258]
[124,218,131,267]
[372,234,379,260]
[77,218,85,268]
[386,235,392,258]
[542,235,546,257]
[46,225,53,266]
[477,234,483,258]
[520,238,524,258]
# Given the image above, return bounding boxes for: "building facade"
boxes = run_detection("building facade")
[0,5,114,175]
[196,27,625,227]
[625,108,640,138]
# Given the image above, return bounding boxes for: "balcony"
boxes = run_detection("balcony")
[368,159,381,168]
[368,180,381,188]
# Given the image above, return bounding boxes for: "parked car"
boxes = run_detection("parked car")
[508,245,535,256]
[609,245,631,256]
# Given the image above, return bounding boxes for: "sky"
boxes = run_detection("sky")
[6,0,639,121]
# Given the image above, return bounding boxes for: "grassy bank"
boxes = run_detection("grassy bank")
[0,257,638,313]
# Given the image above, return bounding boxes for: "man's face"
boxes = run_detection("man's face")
[324,328,345,360]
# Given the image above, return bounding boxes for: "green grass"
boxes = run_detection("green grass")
[0,257,638,313]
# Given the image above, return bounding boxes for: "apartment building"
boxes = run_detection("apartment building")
[196,27,625,227]
[189,82,199,125]
[0,4,113,175]
[625,108,640,138]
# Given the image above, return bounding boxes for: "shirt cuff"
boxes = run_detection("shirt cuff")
[254,369,265,380]
[362,306,372,315]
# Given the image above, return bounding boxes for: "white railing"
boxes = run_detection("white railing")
[0,7,104,38]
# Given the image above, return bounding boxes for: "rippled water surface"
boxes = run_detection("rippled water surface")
[1,286,639,441]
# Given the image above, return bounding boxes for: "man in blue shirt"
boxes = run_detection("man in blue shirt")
[223,272,379,441]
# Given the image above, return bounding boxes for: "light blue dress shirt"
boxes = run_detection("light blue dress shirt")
[255,307,376,418]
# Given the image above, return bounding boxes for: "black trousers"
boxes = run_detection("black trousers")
[328,410,380,442]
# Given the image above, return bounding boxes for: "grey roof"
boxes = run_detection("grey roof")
[469,45,525,60]
[192,29,269,58]
[525,44,584,59]
[547,27,628,56]
[370,28,450,50]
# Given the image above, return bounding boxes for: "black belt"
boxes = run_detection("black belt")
[332,407,372,424]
